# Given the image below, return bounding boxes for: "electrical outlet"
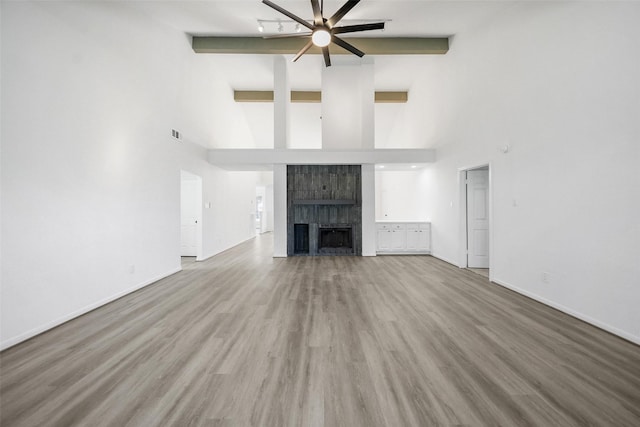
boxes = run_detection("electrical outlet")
[542,272,550,283]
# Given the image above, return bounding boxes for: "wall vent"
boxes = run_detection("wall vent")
[171,129,182,141]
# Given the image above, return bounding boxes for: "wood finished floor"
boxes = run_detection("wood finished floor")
[1,234,639,426]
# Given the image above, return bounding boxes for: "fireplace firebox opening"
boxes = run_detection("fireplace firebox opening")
[318,226,354,254]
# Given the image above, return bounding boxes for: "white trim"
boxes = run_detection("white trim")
[377,251,431,255]
[457,163,492,279]
[273,164,288,257]
[208,148,436,170]
[458,169,468,268]
[492,278,640,346]
[429,253,639,345]
[430,252,459,267]
[361,164,377,256]
[0,267,182,351]
[180,170,203,260]
[198,235,258,262]
[197,251,219,262]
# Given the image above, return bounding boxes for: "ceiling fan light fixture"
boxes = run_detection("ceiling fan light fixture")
[261,0,384,66]
[312,29,331,47]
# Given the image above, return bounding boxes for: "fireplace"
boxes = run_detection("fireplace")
[287,165,362,256]
[318,225,354,255]
[293,224,309,254]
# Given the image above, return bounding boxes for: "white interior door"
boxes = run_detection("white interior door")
[466,169,489,268]
[180,175,200,257]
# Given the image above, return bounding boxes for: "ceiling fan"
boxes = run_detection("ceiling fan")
[261,0,385,67]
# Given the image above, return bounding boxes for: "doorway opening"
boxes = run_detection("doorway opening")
[458,164,491,280]
[180,170,203,262]
[255,184,274,235]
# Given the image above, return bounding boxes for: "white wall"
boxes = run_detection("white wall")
[273,164,287,257]
[361,164,376,256]
[0,2,261,349]
[375,170,435,221]
[426,2,640,343]
[322,58,374,149]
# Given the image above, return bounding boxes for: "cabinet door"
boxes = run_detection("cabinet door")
[391,224,406,250]
[377,228,391,250]
[418,224,431,251]
[405,224,420,250]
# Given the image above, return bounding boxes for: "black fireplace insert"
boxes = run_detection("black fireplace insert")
[318,226,353,254]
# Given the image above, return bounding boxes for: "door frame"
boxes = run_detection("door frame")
[457,163,493,279]
[180,170,203,261]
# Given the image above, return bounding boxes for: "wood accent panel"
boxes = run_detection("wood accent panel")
[192,37,449,55]
[234,90,408,103]
[291,91,321,103]
[233,90,274,102]
[1,235,639,426]
[287,165,362,256]
[375,91,408,103]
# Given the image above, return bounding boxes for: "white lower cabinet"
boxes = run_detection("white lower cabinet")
[391,224,406,250]
[376,222,431,254]
[376,224,391,250]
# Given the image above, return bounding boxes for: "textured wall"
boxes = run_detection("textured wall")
[287,165,362,256]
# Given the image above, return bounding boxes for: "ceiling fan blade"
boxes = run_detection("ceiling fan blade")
[332,35,364,57]
[293,39,314,62]
[262,0,314,31]
[311,0,323,26]
[322,46,331,67]
[332,22,385,35]
[326,0,360,28]
[263,33,312,39]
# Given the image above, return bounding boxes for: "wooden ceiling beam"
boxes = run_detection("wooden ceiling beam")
[234,90,408,103]
[192,37,449,55]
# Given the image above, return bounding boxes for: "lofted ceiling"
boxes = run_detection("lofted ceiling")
[127,1,516,148]
[132,0,513,89]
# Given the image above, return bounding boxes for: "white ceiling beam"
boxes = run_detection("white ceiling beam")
[207,149,436,171]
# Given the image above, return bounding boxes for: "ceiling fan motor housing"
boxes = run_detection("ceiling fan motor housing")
[262,0,385,66]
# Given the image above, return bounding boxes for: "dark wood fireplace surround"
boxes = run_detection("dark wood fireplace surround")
[287,165,362,256]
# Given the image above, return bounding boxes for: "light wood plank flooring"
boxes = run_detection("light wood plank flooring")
[1,233,639,426]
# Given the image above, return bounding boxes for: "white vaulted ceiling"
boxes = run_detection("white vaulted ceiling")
[133,0,512,88]
[123,1,515,149]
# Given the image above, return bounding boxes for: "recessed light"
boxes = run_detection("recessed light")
[411,165,417,169]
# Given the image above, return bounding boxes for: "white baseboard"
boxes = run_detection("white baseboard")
[0,266,182,351]
[491,277,640,346]
[376,252,431,256]
[430,252,460,267]
[197,251,217,262]
[198,235,258,262]
[429,253,638,345]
